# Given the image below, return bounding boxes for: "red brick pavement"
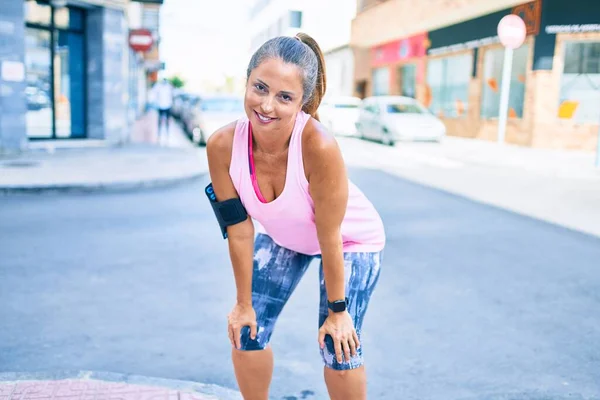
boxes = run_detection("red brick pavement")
[0,380,219,400]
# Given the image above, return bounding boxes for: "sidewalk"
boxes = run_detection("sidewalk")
[0,372,241,400]
[340,135,600,238]
[0,112,208,193]
[399,136,600,180]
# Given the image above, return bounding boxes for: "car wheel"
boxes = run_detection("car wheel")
[381,129,395,146]
[356,123,365,140]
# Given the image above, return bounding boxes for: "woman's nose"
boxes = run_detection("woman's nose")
[260,97,274,114]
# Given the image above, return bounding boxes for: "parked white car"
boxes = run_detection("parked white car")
[356,96,446,145]
[319,96,362,137]
[188,95,245,146]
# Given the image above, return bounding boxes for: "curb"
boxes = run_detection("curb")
[0,371,241,400]
[0,173,207,195]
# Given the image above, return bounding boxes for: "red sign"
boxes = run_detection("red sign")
[497,15,526,49]
[370,33,428,67]
[129,29,154,52]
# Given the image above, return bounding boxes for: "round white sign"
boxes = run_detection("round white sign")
[497,15,527,49]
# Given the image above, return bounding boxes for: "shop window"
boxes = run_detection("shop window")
[398,63,416,98]
[372,67,390,96]
[558,41,600,122]
[289,11,302,29]
[480,44,529,119]
[54,7,84,31]
[25,0,51,26]
[426,54,472,118]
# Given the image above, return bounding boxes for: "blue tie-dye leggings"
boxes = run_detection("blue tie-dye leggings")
[237,233,383,371]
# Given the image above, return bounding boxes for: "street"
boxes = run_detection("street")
[1,153,600,399]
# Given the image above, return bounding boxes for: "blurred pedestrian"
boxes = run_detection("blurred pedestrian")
[152,77,174,145]
[205,33,385,400]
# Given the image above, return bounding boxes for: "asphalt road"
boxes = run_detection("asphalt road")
[1,170,599,400]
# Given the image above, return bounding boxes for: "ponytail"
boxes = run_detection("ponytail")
[295,33,327,121]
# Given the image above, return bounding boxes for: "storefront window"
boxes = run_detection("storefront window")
[24,4,86,140]
[54,7,84,31]
[24,0,51,26]
[480,44,529,119]
[25,28,52,138]
[372,67,389,96]
[558,41,600,122]
[426,54,472,118]
[398,63,416,98]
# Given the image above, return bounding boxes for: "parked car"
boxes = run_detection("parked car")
[318,96,362,137]
[356,96,446,145]
[171,93,190,120]
[179,95,201,130]
[188,95,245,146]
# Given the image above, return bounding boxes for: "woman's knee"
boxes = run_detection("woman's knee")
[320,335,365,371]
[237,326,271,351]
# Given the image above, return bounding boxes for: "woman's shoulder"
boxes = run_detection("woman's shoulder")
[301,115,340,160]
[301,115,344,178]
[206,120,239,166]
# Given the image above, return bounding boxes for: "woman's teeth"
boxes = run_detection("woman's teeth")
[257,112,273,122]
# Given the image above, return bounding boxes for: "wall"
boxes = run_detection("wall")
[0,0,27,152]
[351,0,526,48]
[87,7,128,143]
[324,46,354,98]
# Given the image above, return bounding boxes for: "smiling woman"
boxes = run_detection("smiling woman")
[204,33,386,400]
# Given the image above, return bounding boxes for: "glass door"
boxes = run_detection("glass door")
[54,30,85,138]
[25,27,53,138]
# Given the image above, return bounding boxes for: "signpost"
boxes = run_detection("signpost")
[496,15,526,144]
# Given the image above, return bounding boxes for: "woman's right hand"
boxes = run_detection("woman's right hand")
[228,303,258,349]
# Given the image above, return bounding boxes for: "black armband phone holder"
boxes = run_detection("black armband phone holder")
[205,183,248,239]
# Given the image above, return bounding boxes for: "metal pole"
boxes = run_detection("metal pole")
[497,47,514,144]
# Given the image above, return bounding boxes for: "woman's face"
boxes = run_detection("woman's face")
[245,58,304,136]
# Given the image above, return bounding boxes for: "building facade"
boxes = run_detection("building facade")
[351,0,600,150]
[249,0,356,99]
[323,44,355,98]
[0,0,163,153]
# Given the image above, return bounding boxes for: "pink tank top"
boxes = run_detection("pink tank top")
[229,111,385,255]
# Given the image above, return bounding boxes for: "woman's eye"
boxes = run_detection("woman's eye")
[255,84,265,92]
[281,94,292,102]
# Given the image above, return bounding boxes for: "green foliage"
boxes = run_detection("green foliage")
[168,75,185,89]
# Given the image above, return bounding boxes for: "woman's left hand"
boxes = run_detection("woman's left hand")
[318,311,360,364]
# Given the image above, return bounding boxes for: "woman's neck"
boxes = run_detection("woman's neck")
[252,123,294,155]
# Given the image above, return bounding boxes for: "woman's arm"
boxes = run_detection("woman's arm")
[304,121,348,305]
[206,124,255,307]
[305,119,358,363]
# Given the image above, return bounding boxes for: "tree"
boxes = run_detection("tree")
[168,75,185,89]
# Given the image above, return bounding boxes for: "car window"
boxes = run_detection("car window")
[333,103,359,109]
[386,103,427,114]
[200,98,244,112]
[365,104,379,114]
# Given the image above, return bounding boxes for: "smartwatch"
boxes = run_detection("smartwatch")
[327,297,348,313]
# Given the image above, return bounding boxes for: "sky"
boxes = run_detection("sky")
[159,0,251,93]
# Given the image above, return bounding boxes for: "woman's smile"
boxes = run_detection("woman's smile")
[254,110,278,124]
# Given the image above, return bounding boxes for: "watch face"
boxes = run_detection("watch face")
[329,300,346,313]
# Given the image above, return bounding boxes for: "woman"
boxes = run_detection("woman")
[206,33,385,400]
